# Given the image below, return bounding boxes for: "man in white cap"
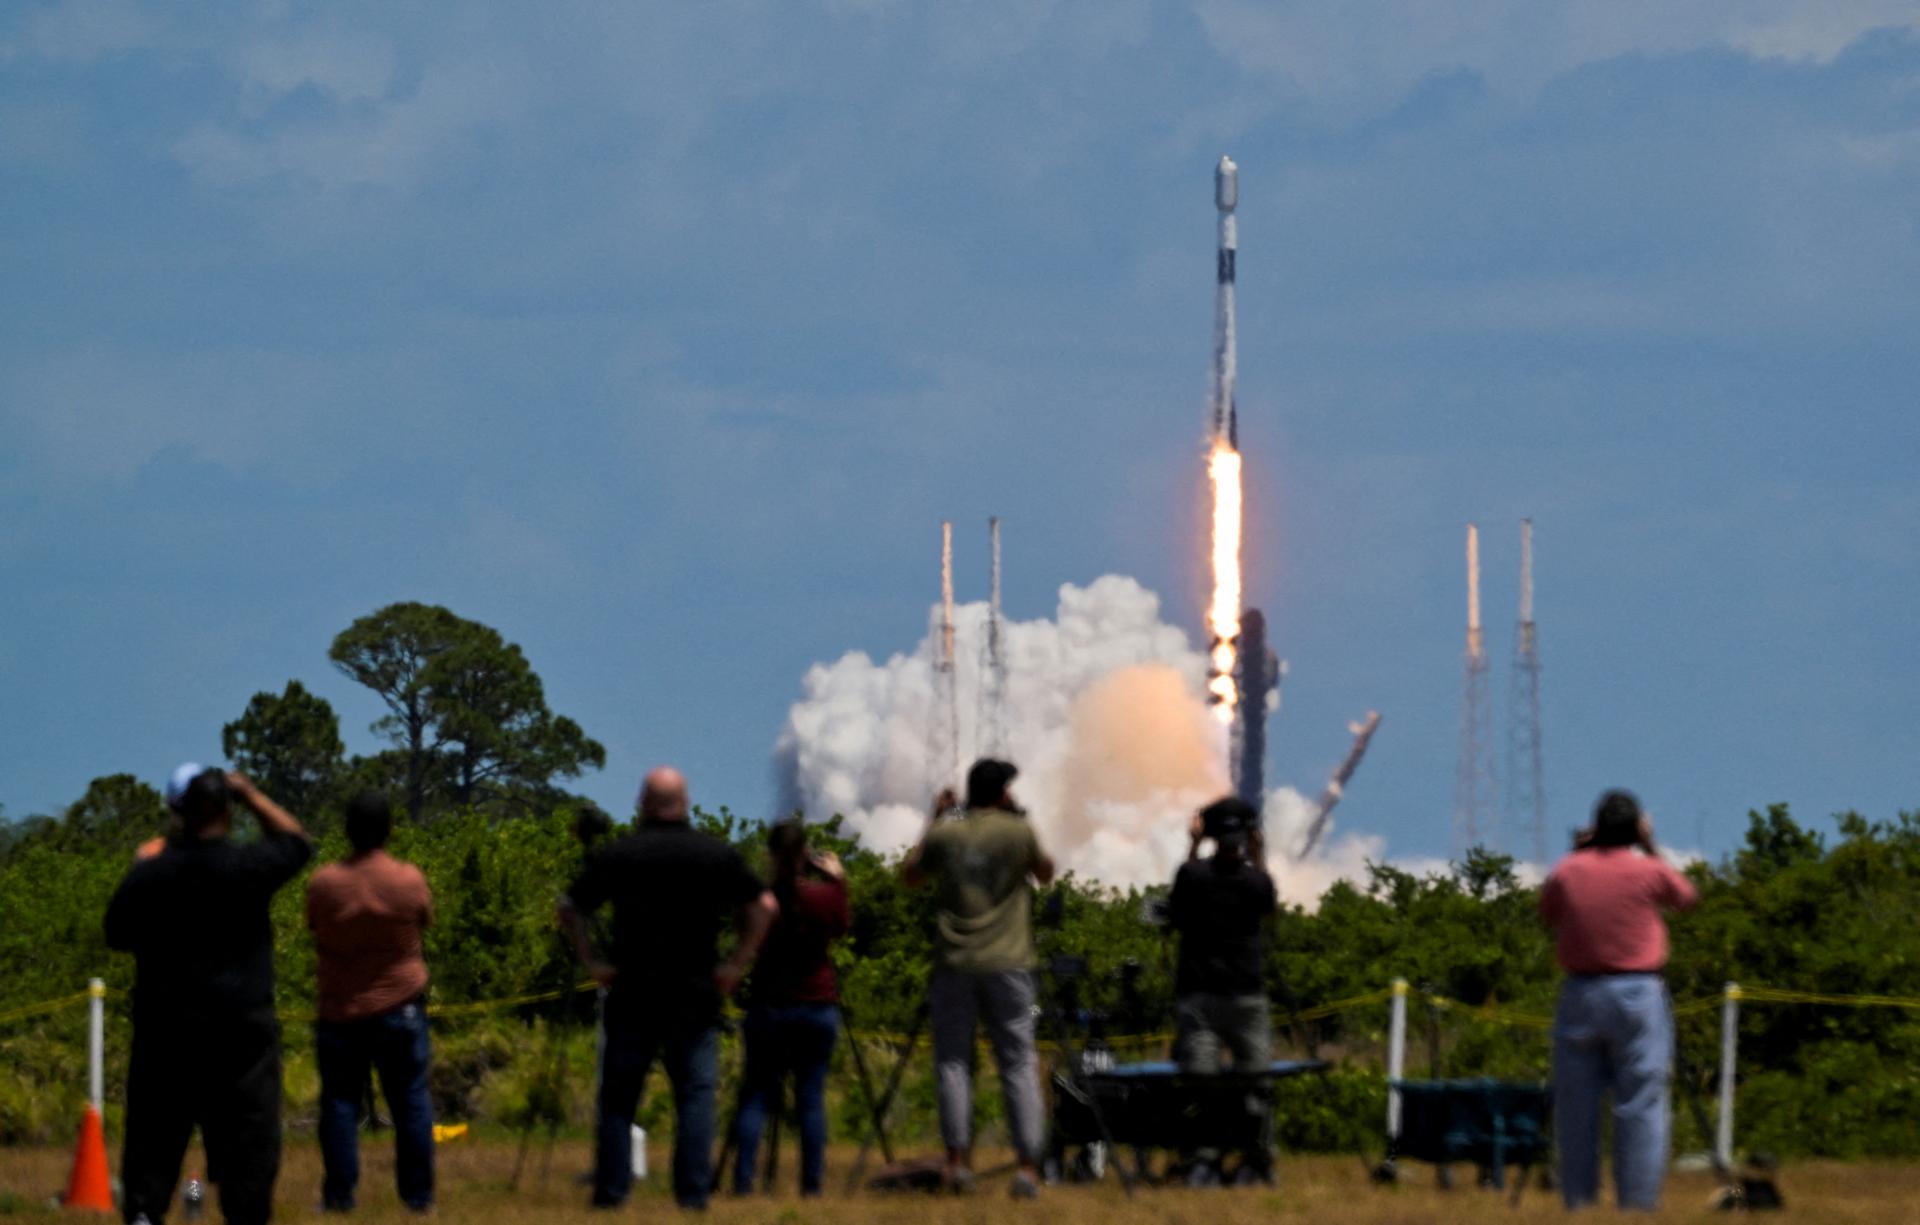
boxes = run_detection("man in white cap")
[107,766,312,1225]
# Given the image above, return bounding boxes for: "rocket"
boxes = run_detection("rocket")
[1211,155,1238,447]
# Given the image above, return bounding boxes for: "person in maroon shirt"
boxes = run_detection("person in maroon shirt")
[728,819,850,1196]
[306,793,436,1213]
[1539,789,1698,1212]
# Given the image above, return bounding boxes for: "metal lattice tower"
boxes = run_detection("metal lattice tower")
[1455,523,1498,854]
[979,516,1009,756]
[1508,519,1547,866]
[927,521,960,796]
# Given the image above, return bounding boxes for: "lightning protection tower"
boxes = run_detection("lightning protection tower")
[928,521,960,797]
[1455,523,1497,854]
[978,516,1009,756]
[1508,519,1547,865]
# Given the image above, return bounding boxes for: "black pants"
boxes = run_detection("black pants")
[121,1013,283,1225]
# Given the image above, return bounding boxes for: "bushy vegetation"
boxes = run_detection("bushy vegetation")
[6,796,1920,1158]
[4,602,1917,1159]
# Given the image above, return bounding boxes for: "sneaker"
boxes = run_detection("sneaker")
[944,1166,976,1195]
[1010,1171,1040,1200]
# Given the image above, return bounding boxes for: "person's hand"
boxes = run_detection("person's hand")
[930,788,958,820]
[1636,814,1657,854]
[1189,812,1206,844]
[1572,827,1596,850]
[714,962,745,999]
[587,961,619,988]
[225,771,256,798]
[809,850,845,881]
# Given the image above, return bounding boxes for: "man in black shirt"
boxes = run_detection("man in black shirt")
[559,766,776,1210]
[1166,796,1278,1183]
[105,767,313,1225]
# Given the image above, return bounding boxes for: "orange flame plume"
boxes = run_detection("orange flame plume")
[1207,438,1242,721]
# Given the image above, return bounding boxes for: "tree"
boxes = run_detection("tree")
[61,774,167,851]
[221,680,345,821]
[329,602,605,819]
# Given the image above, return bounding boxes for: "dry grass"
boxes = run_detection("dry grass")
[4,1138,1919,1223]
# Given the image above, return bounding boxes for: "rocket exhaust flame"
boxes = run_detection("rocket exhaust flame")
[1206,438,1242,720]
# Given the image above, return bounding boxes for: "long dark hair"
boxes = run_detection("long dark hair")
[768,818,809,909]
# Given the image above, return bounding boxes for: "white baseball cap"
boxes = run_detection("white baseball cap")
[165,762,206,811]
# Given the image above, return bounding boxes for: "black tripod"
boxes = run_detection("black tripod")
[842,1002,927,1193]
[1043,956,1136,1196]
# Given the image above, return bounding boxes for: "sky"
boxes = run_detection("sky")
[3,1,1918,867]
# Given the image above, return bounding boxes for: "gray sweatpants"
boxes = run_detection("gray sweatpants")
[929,968,1044,1162]
[1174,993,1273,1073]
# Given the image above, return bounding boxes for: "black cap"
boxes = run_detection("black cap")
[965,758,1019,811]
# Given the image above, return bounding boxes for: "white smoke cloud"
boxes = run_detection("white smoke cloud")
[775,573,1430,905]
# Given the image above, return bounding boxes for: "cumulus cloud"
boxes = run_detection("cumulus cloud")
[776,573,1423,904]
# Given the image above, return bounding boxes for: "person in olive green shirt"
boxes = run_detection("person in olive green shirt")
[903,758,1055,1198]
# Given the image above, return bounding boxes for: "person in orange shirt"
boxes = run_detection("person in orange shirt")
[306,793,436,1213]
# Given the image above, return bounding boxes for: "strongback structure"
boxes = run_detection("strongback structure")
[1232,609,1279,808]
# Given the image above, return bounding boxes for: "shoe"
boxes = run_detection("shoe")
[1185,1163,1221,1188]
[1010,1171,1040,1200]
[944,1166,976,1195]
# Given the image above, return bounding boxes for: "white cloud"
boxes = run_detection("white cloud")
[777,574,1425,902]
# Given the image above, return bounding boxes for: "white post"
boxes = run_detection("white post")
[1716,982,1739,1169]
[1387,978,1408,1143]
[88,978,106,1115]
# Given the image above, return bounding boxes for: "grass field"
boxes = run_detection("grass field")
[4,1138,1917,1222]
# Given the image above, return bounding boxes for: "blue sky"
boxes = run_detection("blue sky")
[3,1,1917,862]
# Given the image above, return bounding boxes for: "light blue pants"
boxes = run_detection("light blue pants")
[1552,974,1673,1211]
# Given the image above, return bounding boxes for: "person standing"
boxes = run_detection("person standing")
[902,758,1055,1199]
[306,793,436,1213]
[729,820,850,1196]
[558,767,777,1210]
[1166,796,1279,1184]
[105,768,313,1225]
[1540,789,1699,1211]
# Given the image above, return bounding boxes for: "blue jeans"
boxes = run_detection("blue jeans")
[595,1019,719,1209]
[732,1003,839,1195]
[1552,974,1673,1211]
[316,999,435,1211]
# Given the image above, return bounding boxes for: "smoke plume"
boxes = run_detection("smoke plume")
[774,574,1419,904]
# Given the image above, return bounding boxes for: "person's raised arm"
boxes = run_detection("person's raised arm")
[902,788,955,888]
[557,897,617,987]
[715,890,778,999]
[1028,824,1056,887]
[228,772,308,842]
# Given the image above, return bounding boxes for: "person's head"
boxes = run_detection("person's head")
[573,806,614,848]
[768,818,808,879]
[638,766,690,825]
[1590,789,1644,848]
[176,768,232,839]
[965,758,1019,812]
[1199,796,1260,861]
[345,792,393,855]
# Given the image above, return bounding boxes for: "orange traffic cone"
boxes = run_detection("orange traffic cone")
[63,1105,114,1212]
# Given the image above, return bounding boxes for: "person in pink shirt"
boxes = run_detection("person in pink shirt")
[1539,790,1698,1211]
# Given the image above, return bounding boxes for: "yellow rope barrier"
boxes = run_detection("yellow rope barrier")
[0,990,93,1027]
[10,979,1920,1040]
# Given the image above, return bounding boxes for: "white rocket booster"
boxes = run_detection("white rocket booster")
[1211,155,1238,446]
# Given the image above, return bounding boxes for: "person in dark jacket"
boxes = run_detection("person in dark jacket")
[106,767,313,1225]
[1167,796,1278,1185]
[729,819,851,1196]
